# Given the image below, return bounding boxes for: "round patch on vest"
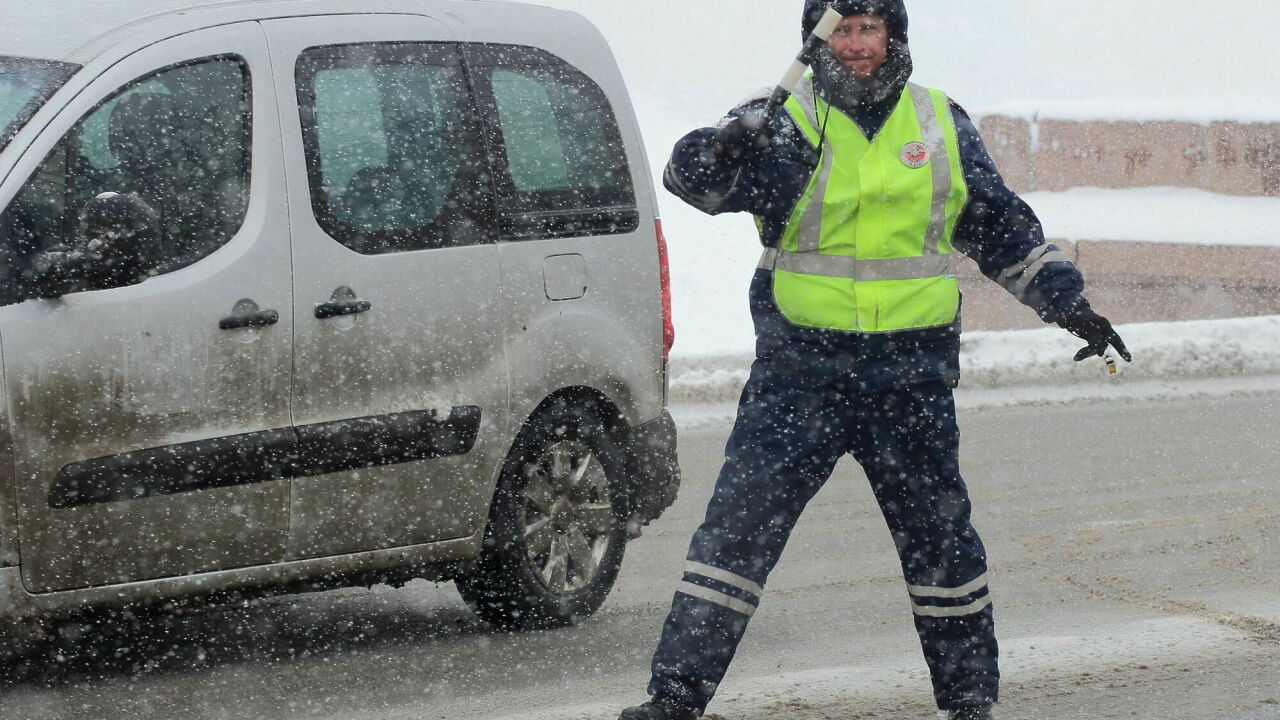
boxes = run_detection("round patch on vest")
[900,141,931,169]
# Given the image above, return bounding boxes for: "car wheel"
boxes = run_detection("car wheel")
[456,397,628,630]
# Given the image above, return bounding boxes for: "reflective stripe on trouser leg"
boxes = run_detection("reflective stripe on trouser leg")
[848,380,1000,710]
[675,560,763,618]
[909,572,992,618]
[648,355,852,712]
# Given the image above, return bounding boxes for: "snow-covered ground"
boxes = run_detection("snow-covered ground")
[1022,188,1280,247]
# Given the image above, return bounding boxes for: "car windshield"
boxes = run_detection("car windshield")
[0,56,77,154]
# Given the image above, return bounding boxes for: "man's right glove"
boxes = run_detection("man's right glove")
[707,109,773,164]
[1057,306,1133,363]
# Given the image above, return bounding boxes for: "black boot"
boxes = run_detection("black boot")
[948,706,996,720]
[617,695,700,720]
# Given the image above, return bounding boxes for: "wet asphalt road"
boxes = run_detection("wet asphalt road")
[2,386,1279,720]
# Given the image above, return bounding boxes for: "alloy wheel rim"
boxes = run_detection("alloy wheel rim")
[519,439,614,594]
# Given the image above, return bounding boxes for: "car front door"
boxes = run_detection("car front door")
[0,23,293,592]
[262,16,508,559]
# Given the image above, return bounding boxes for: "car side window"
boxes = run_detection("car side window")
[0,56,251,304]
[295,43,492,254]
[468,44,638,241]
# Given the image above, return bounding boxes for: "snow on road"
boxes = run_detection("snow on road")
[477,616,1261,720]
[690,617,1260,720]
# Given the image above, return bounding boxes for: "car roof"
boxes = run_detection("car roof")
[0,0,558,65]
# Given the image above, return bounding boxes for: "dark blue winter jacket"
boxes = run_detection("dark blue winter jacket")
[664,86,1088,391]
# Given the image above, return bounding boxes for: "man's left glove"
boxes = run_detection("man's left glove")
[1057,306,1132,363]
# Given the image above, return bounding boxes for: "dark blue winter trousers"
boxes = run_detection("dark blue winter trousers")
[647,353,999,713]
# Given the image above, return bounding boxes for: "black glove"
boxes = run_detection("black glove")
[707,109,773,164]
[1057,306,1132,363]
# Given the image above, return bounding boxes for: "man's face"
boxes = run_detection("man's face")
[828,14,889,79]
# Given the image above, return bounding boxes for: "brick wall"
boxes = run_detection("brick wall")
[958,115,1280,331]
[958,241,1280,331]
[979,116,1280,197]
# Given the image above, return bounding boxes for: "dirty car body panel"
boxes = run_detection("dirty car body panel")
[0,0,680,623]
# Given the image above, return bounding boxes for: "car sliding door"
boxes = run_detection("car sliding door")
[262,16,508,559]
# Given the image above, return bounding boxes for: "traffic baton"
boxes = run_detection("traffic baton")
[763,7,844,120]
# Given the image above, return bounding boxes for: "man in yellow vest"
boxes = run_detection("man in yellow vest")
[619,2,1130,720]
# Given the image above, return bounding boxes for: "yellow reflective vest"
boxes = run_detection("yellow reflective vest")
[759,78,970,333]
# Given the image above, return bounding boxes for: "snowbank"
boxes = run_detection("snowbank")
[670,315,1280,406]
[1022,188,1280,247]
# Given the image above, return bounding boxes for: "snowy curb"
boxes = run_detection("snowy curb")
[668,316,1280,405]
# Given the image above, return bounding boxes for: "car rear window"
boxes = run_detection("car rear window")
[467,44,639,241]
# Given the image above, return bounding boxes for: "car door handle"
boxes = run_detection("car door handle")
[314,299,372,320]
[219,309,280,330]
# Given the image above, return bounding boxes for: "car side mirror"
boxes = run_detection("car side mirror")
[26,192,160,299]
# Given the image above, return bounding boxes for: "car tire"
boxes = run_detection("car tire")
[456,397,629,630]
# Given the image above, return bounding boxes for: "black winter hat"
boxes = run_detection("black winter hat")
[802,0,909,44]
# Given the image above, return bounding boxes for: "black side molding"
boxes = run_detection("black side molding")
[47,407,482,509]
[48,429,296,509]
[293,407,481,478]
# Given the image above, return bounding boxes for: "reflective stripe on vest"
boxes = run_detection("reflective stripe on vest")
[764,79,970,333]
[759,247,954,282]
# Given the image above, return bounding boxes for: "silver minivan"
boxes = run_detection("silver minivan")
[0,0,678,631]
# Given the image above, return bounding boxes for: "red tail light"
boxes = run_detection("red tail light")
[655,219,675,362]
